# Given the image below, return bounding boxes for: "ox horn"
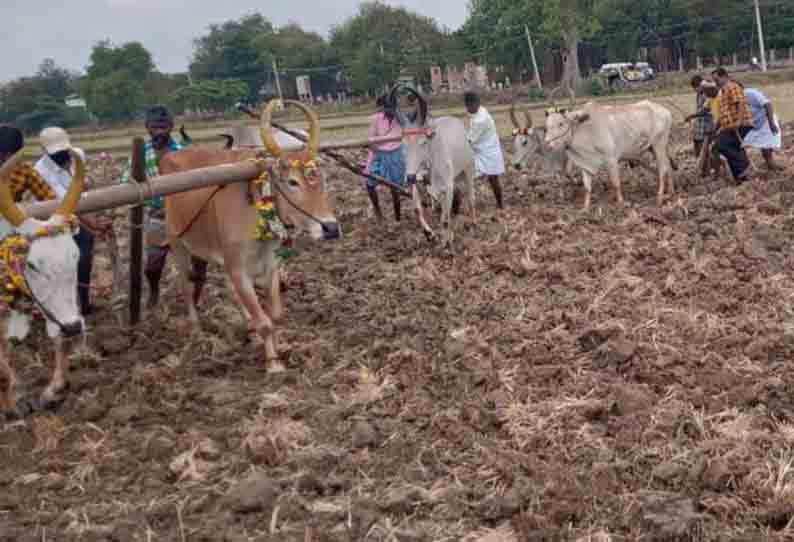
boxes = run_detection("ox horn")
[55,150,85,218]
[568,85,577,108]
[523,107,533,128]
[509,101,521,129]
[547,86,563,111]
[0,151,27,227]
[259,99,320,158]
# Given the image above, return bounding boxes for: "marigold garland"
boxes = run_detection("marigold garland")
[0,215,79,317]
[253,169,294,261]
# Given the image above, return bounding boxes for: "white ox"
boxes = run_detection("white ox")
[0,151,86,418]
[543,96,675,210]
[392,85,476,245]
[219,123,308,153]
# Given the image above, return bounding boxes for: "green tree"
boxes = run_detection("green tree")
[190,14,274,102]
[0,59,83,133]
[84,71,145,122]
[82,40,157,121]
[168,79,249,113]
[330,2,455,95]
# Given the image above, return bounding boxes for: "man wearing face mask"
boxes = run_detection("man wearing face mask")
[120,105,208,308]
[34,127,110,315]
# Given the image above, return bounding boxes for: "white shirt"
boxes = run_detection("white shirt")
[34,148,86,200]
[467,106,499,148]
[466,107,505,177]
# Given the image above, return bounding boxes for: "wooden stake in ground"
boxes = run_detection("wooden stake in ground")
[129,138,146,326]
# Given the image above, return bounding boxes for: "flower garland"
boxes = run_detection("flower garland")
[253,169,295,261]
[0,215,79,317]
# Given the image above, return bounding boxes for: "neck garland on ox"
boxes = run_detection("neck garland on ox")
[252,152,321,261]
[0,215,79,317]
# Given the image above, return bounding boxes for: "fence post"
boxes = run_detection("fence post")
[129,137,146,326]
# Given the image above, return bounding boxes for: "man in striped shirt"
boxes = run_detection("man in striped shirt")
[119,106,208,308]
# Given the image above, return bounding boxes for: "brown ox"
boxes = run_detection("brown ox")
[159,99,340,368]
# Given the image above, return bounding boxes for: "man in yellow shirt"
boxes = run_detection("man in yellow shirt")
[712,68,753,183]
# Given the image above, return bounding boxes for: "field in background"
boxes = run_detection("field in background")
[20,70,794,161]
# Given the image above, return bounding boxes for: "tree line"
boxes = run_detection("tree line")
[2,0,793,131]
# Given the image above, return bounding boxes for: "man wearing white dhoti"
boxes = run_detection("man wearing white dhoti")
[465,92,505,209]
[743,87,783,171]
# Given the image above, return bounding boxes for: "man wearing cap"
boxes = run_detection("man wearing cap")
[120,105,208,309]
[35,127,109,315]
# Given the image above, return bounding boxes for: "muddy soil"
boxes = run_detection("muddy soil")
[2,126,794,541]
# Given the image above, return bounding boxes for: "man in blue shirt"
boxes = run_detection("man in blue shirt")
[742,87,782,171]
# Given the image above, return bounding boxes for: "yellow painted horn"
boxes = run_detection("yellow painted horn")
[0,151,28,227]
[55,149,85,218]
[259,99,321,157]
[260,99,283,157]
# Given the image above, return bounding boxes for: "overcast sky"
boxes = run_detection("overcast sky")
[1,0,467,81]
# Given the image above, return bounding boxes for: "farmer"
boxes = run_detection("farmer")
[34,127,111,315]
[687,80,722,176]
[464,91,504,209]
[119,105,208,308]
[742,86,783,171]
[712,68,754,183]
[685,75,714,159]
[365,94,406,222]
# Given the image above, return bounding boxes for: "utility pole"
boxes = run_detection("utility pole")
[272,58,284,100]
[525,25,543,89]
[754,0,768,72]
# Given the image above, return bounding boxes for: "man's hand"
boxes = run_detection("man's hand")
[770,120,779,135]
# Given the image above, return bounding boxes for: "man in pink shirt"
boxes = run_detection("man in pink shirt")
[365,95,406,222]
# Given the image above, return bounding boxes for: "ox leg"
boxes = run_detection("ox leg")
[40,336,70,409]
[651,145,674,205]
[171,242,200,328]
[606,160,625,206]
[465,172,477,224]
[581,172,594,211]
[441,188,454,246]
[225,256,277,363]
[0,340,18,416]
[267,266,284,323]
[412,184,436,242]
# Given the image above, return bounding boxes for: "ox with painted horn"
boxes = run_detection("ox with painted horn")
[160,99,339,369]
[0,150,86,418]
[391,84,476,245]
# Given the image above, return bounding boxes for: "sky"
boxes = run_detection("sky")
[1,0,467,81]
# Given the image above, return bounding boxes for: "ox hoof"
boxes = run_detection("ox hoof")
[266,360,286,374]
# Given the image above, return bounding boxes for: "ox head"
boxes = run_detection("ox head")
[259,99,340,241]
[509,101,545,171]
[543,86,589,152]
[0,151,85,339]
[390,85,431,186]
